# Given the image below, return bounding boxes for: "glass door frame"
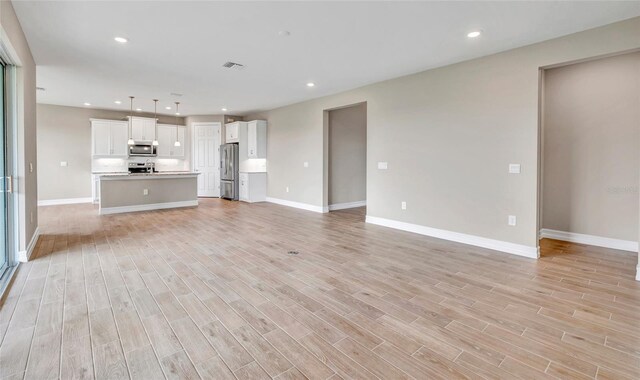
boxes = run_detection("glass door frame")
[0,62,17,291]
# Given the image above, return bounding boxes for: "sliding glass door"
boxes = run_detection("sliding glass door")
[0,62,8,280]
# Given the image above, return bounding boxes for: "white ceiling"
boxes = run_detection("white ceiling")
[13,1,640,116]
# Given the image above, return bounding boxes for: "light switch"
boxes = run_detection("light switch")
[29,163,33,173]
[508,164,521,174]
[401,201,407,210]
[60,161,68,167]
[143,189,149,195]
[303,161,309,168]
[508,215,517,226]
[378,162,388,170]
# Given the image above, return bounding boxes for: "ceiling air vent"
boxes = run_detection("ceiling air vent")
[36,87,46,91]
[222,61,245,70]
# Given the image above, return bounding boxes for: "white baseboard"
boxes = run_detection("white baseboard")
[539,229,638,252]
[329,200,366,211]
[38,197,93,206]
[99,200,198,215]
[18,227,40,262]
[366,215,539,259]
[266,197,328,213]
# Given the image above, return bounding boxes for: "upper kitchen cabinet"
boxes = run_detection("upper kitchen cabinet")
[91,119,129,157]
[225,121,243,143]
[157,124,186,157]
[128,116,157,141]
[247,120,267,158]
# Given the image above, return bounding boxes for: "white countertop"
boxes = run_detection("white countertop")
[98,172,200,180]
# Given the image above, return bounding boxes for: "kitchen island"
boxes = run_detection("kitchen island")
[98,172,199,215]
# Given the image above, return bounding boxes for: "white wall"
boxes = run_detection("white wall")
[245,17,640,252]
[543,52,640,242]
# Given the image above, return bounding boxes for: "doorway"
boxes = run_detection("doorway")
[192,122,221,197]
[326,102,367,213]
[539,52,640,268]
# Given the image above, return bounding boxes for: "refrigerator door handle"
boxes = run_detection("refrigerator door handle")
[224,149,228,176]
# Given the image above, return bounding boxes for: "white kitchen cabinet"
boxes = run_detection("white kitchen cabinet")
[92,175,100,203]
[129,116,157,141]
[225,122,243,143]
[174,127,185,156]
[111,123,129,156]
[92,121,111,156]
[239,172,267,203]
[247,120,267,158]
[239,173,249,201]
[91,119,129,157]
[157,124,186,157]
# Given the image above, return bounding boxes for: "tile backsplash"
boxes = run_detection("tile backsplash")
[92,157,189,173]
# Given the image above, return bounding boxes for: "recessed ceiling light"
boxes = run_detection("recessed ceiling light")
[165,106,171,110]
[175,112,181,116]
[306,82,315,87]
[221,108,227,112]
[114,100,122,104]
[467,31,481,38]
[114,37,128,43]
[136,108,142,111]
[83,102,91,106]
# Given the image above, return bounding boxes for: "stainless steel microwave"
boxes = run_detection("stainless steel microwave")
[129,142,157,157]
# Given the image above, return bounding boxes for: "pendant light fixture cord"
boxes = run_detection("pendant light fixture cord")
[174,102,181,147]
[128,96,135,145]
[152,99,159,146]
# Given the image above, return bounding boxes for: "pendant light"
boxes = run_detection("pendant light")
[127,96,135,145]
[174,102,181,147]
[152,99,159,146]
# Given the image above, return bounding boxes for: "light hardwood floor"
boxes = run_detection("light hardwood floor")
[0,199,639,379]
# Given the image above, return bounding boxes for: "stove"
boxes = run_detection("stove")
[128,162,156,174]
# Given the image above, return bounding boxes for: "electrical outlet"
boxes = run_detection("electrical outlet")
[508,215,517,226]
[401,201,407,210]
[286,186,289,193]
[60,161,68,167]
[378,162,388,170]
[509,164,521,174]
[303,161,309,168]
[143,189,149,195]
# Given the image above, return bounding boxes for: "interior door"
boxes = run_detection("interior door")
[193,123,220,197]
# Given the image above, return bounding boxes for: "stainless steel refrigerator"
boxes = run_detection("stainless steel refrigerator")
[220,143,239,200]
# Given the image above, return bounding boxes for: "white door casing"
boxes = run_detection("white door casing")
[192,122,221,197]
